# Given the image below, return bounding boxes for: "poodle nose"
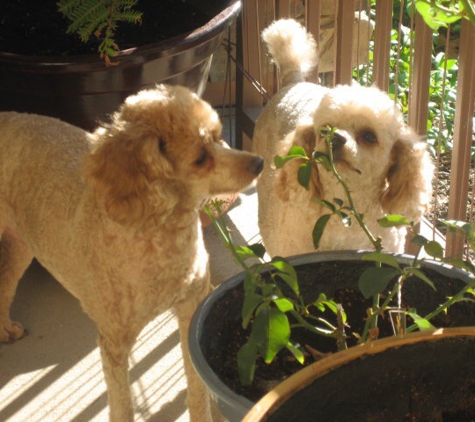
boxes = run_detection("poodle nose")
[332,133,346,150]
[248,156,264,176]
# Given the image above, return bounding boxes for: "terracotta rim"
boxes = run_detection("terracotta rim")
[242,327,475,422]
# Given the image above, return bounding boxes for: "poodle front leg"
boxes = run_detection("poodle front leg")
[98,333,134,422]
[174,283,212,422]
[0,231,33,342]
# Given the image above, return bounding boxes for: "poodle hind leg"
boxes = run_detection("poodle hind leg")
[0,230,34,342]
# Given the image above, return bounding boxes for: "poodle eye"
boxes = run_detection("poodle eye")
[359,130,377,145]
[195,149,209,167]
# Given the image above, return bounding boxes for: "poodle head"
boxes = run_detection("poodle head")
[86,85,263,228]
[311,84,433,221]
[280,84,433,222]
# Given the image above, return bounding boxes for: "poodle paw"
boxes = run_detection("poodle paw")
[0,321,26,343]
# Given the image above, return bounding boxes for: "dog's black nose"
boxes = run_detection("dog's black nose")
[332,133,346,150]
[248,156,264,176]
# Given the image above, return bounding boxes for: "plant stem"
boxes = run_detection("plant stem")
[323,135,387,343]
[336,304,348,350]
[324,143,381,251]
[289,310,337,338]
[206,204,253,273]
[406,275,475,333]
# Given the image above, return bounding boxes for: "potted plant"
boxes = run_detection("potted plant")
[188,126,475,421]
[0,0,241,130]
[242,326,475,421]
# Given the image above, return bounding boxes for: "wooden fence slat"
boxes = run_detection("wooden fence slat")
[334,0,355,85]
[372,0,393,91]
[408,12,432,135]
[446,19,475,258]
[305,0,322,81]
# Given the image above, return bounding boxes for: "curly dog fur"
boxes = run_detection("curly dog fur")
[254,19,433,257]
[0,84,263,421]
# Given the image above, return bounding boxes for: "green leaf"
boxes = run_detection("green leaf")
[262,283,278,298]
[297,161,314,189]
[313,292,329,312]
[406,308,436,331]
[241,292,263,329]
[313,214,331,249]
[249,243,266,259]
[313,198,336,212]
[412,234,429,246]
[243,271,258,293]
[274,146,307,168]
[286,342,305,365]
[424,240,445,259]
[242,270,261,328]
[236,245,259,260]
[313,151,332,171]
[273,298,294,313]
[237,339,258,385]
[270,258,300,296]
[288,145,308,157]
[316,296,340,316]
[253,307,290,364]
[405,267,436,291]
[415,1,462,29]
[440,219,474,240]
[360,252,402,269]
[378,214,411,227]
[358,266,401,298]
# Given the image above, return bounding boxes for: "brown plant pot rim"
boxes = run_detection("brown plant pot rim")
[0,0,241,70]
[242,326,475,422]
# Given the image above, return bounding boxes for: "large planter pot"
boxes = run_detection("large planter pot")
[0,0,241,131]
[243,327,475,421]
[189,251,475,421]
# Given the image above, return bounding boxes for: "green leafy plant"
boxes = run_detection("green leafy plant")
[354,1,475,156]
[414,0,475,29]
[204,202,346,385]
[57,0,142,64]
[205,125,475,386]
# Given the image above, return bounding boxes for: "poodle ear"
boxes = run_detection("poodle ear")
[85,132,179,228]
[381,129,433,222]
[276,123,323,204]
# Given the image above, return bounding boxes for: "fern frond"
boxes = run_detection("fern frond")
[57,0,142,61]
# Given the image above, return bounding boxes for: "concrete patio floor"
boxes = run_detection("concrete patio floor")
[0,188,261,422]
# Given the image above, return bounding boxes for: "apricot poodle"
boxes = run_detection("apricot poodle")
[0,84,263,421]
[254,19,433,257]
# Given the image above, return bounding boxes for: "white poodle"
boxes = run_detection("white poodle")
[254,19,433,257]
[0,84,263,421]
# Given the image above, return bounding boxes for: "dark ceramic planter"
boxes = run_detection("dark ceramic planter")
[189,250,475,421]
[0,0,241,131]
[243,327,475,421]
